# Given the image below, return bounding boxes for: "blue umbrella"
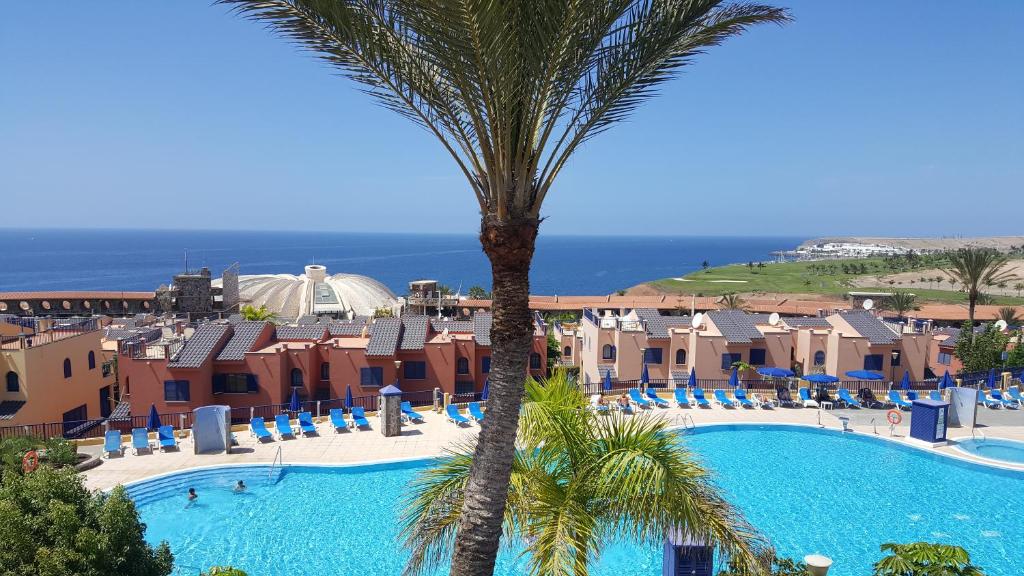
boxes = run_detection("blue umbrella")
[344,385,353,410]
[987,368,997,389]
[900,371,911,390]
[757,367,794,378]
[939,371,954,390]
[602,370,612,392]
[801,374,840,384]
[687,369,697,389]
[289,388,300,412]
[640,361,650,385]
[844,370,885,380]
[146,403,161,431]
[728,366,740,388]
[481,379,490,401]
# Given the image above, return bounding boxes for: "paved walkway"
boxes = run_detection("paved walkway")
[81,404,1024,491]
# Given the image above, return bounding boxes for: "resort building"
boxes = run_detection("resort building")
[116,312,547,418]
[0,291,156,317]
[927,327,967,376]
[0,316,118,427]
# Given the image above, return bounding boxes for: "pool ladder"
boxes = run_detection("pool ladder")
[267,446,283,483]
[971,427,986,443]
[674,413,695,432]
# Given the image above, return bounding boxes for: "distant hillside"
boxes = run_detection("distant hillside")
[798,236,1024,252]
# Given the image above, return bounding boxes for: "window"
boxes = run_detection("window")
[529,352,541,370]
[891,351,901,367]
[163,380,190,402]
[644,347,663,365]
[360,367,384,387]
[6,371,18,392]
[290,368,304,387]
[563,346,571,358]
[214,373,257,394]
[938,351,952,366]
[320,362,330,381]
[88,351,96,370]
[721,352,741,370]
[99,386,111,418]
[482,356,491,374]
[456,357,470,375]
[404,361,427,380]
[813,351,825,366]
[749,348,766,366]
[602,344,616,360]
[863,354,883,371]
[455,381,475,395]
[675,349,687,365]
[63,358,72,379]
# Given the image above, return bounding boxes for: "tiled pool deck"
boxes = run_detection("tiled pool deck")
[81,404,1024,491]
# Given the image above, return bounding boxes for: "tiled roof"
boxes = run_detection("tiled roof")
[274,325,328,341]
[399,316,429,350]
[0,400,26,420]
[104,326,162,342]
[473,313,492,346]
[328,320,368,336]
[169,323,232,368]
[635,308,691,339]
[707,310,764,343]
[430,319,473,333]
[839,310,899,344]
[227,314,244,324]
[366,317,402,356]
[108,400,132,420]
[782,317,832,328]
[297,315,319,326]
[216,321,268,361]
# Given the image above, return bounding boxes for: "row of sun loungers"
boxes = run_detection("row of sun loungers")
[446,402,485,427]
[103,425,179,458]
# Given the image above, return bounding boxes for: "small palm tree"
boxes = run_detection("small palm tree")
[997,306,1021,326]
[719,293,748,311]
[401,373,764,576]
[1014,282,1024,297]
[879,290,918,320]
[942,248,1017,333]
[730,360,755,379]
[872,542,984,576]
[239,304,275,321]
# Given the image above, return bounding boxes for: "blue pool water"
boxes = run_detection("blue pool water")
[130,426,1024,576]
[955,437,1024,465]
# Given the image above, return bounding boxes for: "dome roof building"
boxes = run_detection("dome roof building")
[212,265,397,320]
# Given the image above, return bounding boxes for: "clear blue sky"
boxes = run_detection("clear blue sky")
[2,1,1021,236]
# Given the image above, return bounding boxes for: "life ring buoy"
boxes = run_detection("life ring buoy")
[886,410,902,425]
[22,450,39,473]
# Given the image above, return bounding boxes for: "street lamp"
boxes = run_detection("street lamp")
[890,349,900,385]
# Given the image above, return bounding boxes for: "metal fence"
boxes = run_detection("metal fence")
[0,412,195,442]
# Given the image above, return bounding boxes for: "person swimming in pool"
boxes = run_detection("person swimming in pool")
[188,487,198,500]
[234,480,246,493]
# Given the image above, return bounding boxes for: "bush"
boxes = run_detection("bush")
[0,465,173,576]
[0,437,78,478]
[202,568,248,576]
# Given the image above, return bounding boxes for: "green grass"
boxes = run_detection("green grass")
[648,258,1024,305]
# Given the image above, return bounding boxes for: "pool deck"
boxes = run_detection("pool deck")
[80,404,1024,491]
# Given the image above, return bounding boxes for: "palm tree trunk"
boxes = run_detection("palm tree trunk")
[449,216,539,576]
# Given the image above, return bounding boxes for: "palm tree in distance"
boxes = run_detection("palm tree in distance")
[719,293,748,311]
[401,373,764,576]
[1014,282,1024,297]
[239,304,276,321]
[879,290,918,321]
[218,2,788,573]
[997,306,1021,326]
[942,248,1017,335]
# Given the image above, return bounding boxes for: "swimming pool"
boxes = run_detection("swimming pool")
[128,425,1024,576]
[955,437,1024,465]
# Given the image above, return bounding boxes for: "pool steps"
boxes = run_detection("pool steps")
[125,464,281,507]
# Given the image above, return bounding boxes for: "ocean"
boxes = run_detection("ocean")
[0,229,803,296]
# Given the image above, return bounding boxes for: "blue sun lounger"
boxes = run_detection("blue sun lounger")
[401,401,425,423]
[298,411,317,436]
[102,430,123,458]
[1008,386,1024,407]
[131,428,152,455]
[732,388,755,408]
[887,390,912,410]
[798,387,819,408]
[250,417,273,441]
[673,388,691,408]
[692,388,711,408]
[329,408,347,433]
[929,391,943,402]
[713,389,736,408]
[837,388,862,408]
[275,414,296,439]
[349,406,370,429]
[645,388,670,408]
[446,404,470,426]
[468,402,486,422]
[977,390,1002,409]
[157,425,178,451]
[628,388,651,409]
[990,390,1019,409]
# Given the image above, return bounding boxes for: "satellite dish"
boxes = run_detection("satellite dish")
[768,312,781,326]
[691,312,704,329]
[862,299,874,311]
[995,319,1008,331]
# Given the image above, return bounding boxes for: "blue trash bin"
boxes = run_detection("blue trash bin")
[910,399,949,444]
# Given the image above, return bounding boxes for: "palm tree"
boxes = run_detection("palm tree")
[879,290,918,320]
[719,293,748,311]
[942,248,1017,333]
[401,373,764,576]
[1015,282,1024,297]
[997,306,1021,326]
[219,2,788,573]
[872,542,984,576]
[239,304,275,321]
[730,360,755,379]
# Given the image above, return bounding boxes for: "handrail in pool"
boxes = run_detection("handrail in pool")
[972,427,986,443]
[268,445,283,483]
